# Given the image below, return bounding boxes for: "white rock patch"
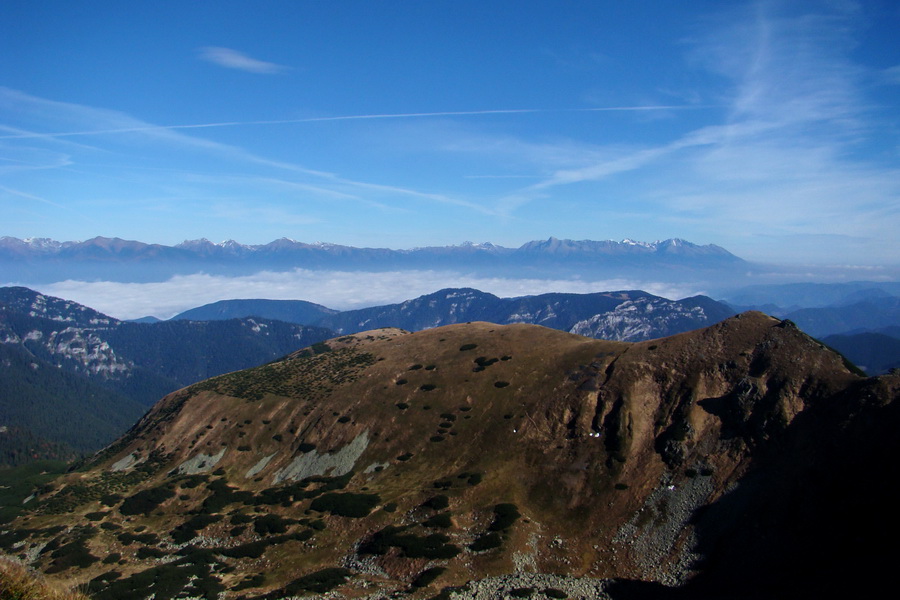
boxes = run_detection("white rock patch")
[273,430,369,483]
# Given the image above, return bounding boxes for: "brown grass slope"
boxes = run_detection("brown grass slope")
[0,556,90,600]
[3,313,897,599]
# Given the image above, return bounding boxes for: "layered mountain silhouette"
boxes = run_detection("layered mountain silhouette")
[175,288,736,342]
[0,236,744,283]
[0,286,736,465]
[3,314,897,599]
[821,330,900,374]
[0,287,334,465]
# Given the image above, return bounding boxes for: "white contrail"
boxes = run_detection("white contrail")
[0,106,711,140]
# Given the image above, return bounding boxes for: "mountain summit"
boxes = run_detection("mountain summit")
[6,313,898,598]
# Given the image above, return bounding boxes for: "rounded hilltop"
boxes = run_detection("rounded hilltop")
[5,313,898,600]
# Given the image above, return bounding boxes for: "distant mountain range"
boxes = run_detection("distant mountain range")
[0,287,334,465]
[0,235,745,283]
[172,287,737,342]
[821,328,900,375]
[317,288,737,341]
[723,281,900,311]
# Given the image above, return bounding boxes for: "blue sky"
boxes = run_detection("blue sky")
[2,0,899,266]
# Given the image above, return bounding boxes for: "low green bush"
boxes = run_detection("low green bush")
[278,568,352,595]
[412,566,446,588]
[360,526,460,559]
[254,514,294,535]
[489,503,520,531]
[469,532,502,552]
[232,573,265,591]
[119,485,175,516]
[99,493,121,507]
[136,547,166,559]
[422,512,452,528]
[423,495,449,510]
[46,538,99,573]
[171,514,222,544]
[310,492,381,518]
[200,479,253,513]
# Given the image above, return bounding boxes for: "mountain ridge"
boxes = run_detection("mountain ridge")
[0,236,746,284]
[170,287,737,342]
[4,313,897,598]
[1,235,739,258]
[0,285,734,466]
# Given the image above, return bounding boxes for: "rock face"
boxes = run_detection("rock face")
[5,313,898,599]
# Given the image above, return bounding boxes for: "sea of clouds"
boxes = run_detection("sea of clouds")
[26,269,706,321]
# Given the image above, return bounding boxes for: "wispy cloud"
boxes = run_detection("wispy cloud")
[884,65,900,85]
[0,184,68,209]
[483,1,900,262]
[0,87,488,214]
[198,47,287,74]
[0,185,100,226]
[0,106,707,141]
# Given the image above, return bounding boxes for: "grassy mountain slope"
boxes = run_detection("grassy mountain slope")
[3,313,896,598]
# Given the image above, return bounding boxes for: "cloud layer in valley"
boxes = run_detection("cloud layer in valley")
[29,271,706,321]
